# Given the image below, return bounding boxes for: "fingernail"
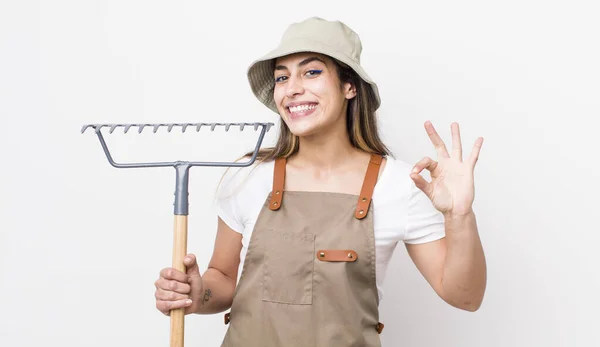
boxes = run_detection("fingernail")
[412,167,418,173]
[187,277,192,283]
[185,299,192,305]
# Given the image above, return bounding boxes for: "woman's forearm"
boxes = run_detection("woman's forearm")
[441,210,487,311]
[195,267,237,314]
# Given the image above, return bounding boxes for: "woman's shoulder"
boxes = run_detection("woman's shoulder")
[382,155,414,175]
[216,158,274,200]
[379,155,414,185]
[374,155,415,200]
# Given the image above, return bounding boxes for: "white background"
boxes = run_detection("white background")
[1,1,599,346]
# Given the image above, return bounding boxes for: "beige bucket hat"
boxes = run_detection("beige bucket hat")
[247,17,381,114]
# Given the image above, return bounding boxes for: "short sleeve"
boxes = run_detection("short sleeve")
[403,180,446,244]
[213,167,245,234]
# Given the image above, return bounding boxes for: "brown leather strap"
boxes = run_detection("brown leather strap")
[269,157,286,211]
[355,154,383,219]
[224,312,230,324]
[316,250,358,262]
[376,322,384,334]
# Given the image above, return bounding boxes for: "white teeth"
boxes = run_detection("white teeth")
[289,104,316,113]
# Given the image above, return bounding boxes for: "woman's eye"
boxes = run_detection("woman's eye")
[305,69,323,77]
[275,75,288,83]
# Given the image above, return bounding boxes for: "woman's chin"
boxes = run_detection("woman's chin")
[288,123,318,137]
[288,117,329,137]
[283,112,321,136]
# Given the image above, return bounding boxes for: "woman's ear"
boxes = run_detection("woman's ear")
[344,82,357,100]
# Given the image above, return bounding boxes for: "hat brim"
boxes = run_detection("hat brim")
[247,37,381,114]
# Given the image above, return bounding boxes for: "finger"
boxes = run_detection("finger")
[156,298,193,316]
[424,121,449,158]
[155,277,191,294]
[467,137,484,168]
[184,254,200,277]
[155,287,191,302]
[409,172,432,197]
[451,122,462,161]
[412,156,438,175]
[411,157,437,197]
[160,267,191,284]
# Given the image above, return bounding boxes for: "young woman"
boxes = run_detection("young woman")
[154,17,486,346]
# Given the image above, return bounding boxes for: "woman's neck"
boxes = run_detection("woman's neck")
[291,120,362,170]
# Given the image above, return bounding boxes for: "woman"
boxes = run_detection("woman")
[154,17,486,346]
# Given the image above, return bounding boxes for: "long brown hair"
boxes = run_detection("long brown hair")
[244,57,392,162]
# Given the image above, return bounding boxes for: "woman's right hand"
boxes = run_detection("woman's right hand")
[155,254,203,316]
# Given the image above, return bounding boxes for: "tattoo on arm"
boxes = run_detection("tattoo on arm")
[202,289,212,306]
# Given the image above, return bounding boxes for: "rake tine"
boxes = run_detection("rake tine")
[240,123,245,131]
[182,124,189,133]
[109,125,119,134]
[210,123,217,131]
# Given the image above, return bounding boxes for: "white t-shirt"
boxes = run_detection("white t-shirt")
[214,156,445,302]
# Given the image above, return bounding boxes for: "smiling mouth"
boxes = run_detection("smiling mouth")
[286,103,318,118]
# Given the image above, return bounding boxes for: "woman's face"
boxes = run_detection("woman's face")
[272,53,356,137]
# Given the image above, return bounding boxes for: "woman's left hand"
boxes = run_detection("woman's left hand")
[410,121,483,217]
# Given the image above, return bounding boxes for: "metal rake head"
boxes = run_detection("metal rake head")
[81,122,275,169]
[81,122,274,135]
[82,121,275,215]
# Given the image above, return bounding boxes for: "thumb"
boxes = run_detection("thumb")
[183,254,201,277]
[410,172,432,198]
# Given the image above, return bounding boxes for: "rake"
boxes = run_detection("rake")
[81,121,274,347]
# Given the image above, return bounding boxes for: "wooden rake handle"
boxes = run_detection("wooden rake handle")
[170,215,188,347]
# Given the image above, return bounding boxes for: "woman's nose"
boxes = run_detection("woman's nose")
[285,75,304,98]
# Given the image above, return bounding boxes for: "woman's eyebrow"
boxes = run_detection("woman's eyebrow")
[274,57,326,71]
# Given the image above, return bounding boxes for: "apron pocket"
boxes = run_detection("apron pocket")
[262,229,315,305]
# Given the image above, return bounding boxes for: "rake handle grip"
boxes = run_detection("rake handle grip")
[170,215,188,347]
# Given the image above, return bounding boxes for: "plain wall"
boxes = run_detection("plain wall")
[1,0,598,346]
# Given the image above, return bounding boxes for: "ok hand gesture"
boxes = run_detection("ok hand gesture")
[410,121,483,217]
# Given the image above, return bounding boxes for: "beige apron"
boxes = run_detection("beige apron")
[221,154,385,346]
